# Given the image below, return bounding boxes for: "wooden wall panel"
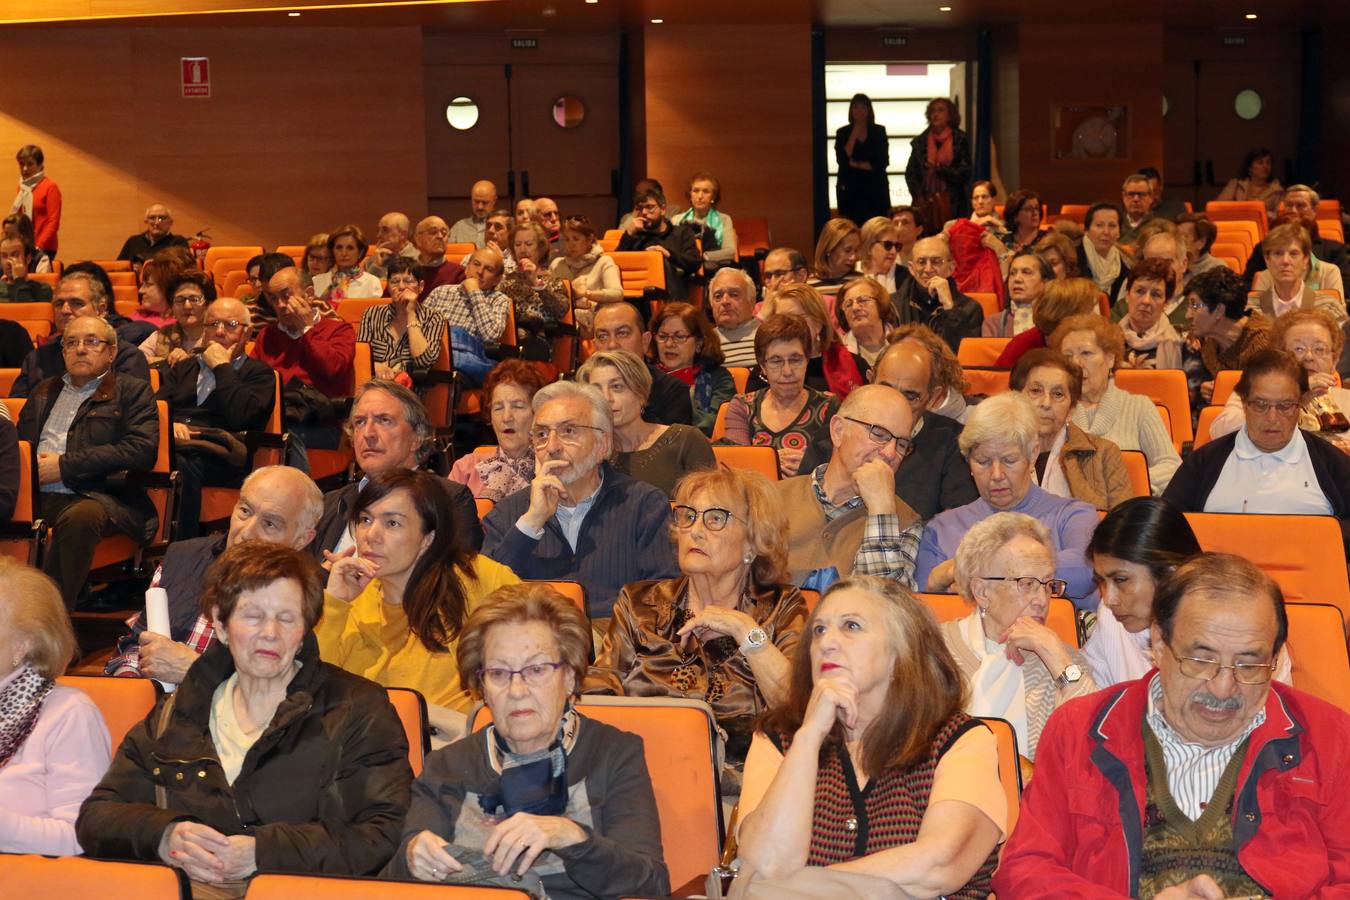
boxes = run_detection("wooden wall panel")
[642,23,815,255]
[0,26,426,261]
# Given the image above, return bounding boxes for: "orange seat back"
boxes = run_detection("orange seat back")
[1114,368,1193,445]
[956,337,1011,368]
[210,257,250,291]
[530,580,588,615]
[107,271,137,287]
[1058,204,1090,224]
[735,217,771,258]
[244,872,528,899]
[336,297,386,326]
[1285,603,1350,713]
[0,368,20,397]
[710,402,731,442]
[202,246,263,277]
[90,259,133,272]
[1204,201,1269,238]
[963,367,1010,397]
[979,716,1023,837]
[57,674,158,748]
[607,251,667,297]
[385,687,429,777]
[275,245,306,267]
[0,301,54,323]
[1212,370,1243,406]
[1193,405,1222,449]
[915,592,1080,647]
[473,496,495,519]
[0,439,41,565]
[0,854,185,897]
[1119,449,1150,496]
[966,291,1001,318]
[727,366,750,394]
[712,445,780,481]
[444,242,477,260]
[353,341,374,390]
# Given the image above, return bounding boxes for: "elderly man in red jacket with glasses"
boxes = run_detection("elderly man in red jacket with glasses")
[994,552,1350,899]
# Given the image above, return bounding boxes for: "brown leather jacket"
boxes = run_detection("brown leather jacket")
[1057,423,1140,511]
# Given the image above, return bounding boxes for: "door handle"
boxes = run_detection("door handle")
[522,171,531,197]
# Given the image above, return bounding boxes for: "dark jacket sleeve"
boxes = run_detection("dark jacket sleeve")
[480,495,539,574]
[932,293,985,354]
[938,437,979,513]
[645,372,694,426]
[10,348,42,399]
[0,321,34,370]
[207,360,275,432]
[0,418,19,521]
[634,488,681,582]
[60,379,159,485]
[116,341,152,383]
[905,132,925,196]
[443,478,483,552]
[1160,441,1215,512]
[666,225,703,277]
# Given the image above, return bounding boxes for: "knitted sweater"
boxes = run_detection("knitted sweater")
[1071,381,1180,496]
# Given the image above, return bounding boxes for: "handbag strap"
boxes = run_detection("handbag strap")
[153,692,178,810]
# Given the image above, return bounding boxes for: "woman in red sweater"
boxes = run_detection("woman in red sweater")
[12,145,61,255]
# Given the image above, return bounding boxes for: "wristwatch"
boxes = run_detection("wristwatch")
[739,627,769,655]
[1054,663,1083,690]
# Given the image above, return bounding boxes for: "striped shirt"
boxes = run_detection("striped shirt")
[356,302,447,375]
[1145,673,1265,820]
[717,319,760,368]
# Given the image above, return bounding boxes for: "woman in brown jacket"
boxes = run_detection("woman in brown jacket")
[1011,348,1138,511]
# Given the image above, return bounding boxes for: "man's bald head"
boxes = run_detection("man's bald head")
[414,216,449,261]
[229,465,323,550]
[911,235,951,262]
[470,181,498,219]
[874,340,937,419]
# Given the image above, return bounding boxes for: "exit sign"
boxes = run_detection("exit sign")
[511,37,539,49]
[882,36,909,47]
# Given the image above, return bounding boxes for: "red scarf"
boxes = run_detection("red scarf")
[927,128,955,167]
[661,364,699,387]
[822,344,867,400]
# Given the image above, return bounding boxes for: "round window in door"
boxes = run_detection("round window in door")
[552,96,586,129]
[1234,89,1263,121]
[445,96,480,131]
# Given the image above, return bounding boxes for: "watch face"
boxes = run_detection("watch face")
[1064,664,1082,682]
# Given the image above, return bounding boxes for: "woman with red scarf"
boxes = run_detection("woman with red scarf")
[651,302,736,437]
[905,98,972,236]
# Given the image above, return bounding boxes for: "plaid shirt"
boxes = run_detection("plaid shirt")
[107,565,219,677]
[422,283,511,343]
[810,464,921,589]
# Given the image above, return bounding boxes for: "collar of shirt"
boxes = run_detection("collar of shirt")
[556,470,605,521]
[1145,672,1266,757]
[810,463,862,522]
[1234,425,1305,464]
[61,371,106,394]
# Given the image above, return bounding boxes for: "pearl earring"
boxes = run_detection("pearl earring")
[743,552,755,564]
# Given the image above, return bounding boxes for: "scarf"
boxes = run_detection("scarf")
[1081,240,1123,294]
[674,207,724,247]
[325,266,363,301]
[924,129,955,195]
[1036,426,1071,499]
[481,706,580,817]
[0,663,55,768]
[1122,315,1183,369]
[822,343,868,399]
[958,612,1030,759]
[11,171,43,218]
[662,363,698,387]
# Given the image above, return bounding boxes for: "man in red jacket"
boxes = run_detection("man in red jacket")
[994,553,1350,899]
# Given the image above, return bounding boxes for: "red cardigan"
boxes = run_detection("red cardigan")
[250,316,355,399]
[992,674,1350,898]
[29,178,62,253]
[992,326,1045,369]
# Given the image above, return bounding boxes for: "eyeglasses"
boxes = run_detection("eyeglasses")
[875,240,899,251]
[418,227,450,239]
[841,416,912,454]
[1124,190,1153,199]
[1186,299,1208,312]
[61,336,112,351]
[477,661,566,689]
[1164,645,1277,685]
[655,331,693,344]
[145,214,170,222]
[1244,398,1300,415]
[205,319,245,332]
[978,575,1068,597]
[173,293,207,306]
[671,505,740,531]
[912,256,950,269]
[762,268,801,281]
[1290,344,1332,358]
[1024,385,1070,403]
[763,354,808,372]
[530,422,606,447]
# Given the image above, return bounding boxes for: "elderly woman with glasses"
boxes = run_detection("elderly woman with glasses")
[941,513,1097,765]
[357,256,447,381]
[651,302,736,437]
[386,584,670,899]
[139,269,216,364]
[586,467,804,780]
[916,391,1098,606]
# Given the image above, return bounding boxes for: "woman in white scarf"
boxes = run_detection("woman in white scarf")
[1085,496,1293,687]
[1119,257,1184,370]
[939,512,1097,763]
[1080,202,1132,296]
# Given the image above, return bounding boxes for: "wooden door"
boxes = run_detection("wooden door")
[1195,60,1297,203]
[423,64,511,223]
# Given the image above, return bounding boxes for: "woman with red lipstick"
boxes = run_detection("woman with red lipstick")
[735,576,1005,897]
[585,467,803,777]
[650,302,735,437]
[450,360,547,501]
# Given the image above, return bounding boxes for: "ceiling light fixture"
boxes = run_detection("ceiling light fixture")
[651,17,663,23]
[1245,12,1257,18]
[288,10,300,15]
[586,0,597,4]
[939,5,952,10]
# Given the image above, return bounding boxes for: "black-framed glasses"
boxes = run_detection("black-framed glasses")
[205,318,245,332]
[529,422,606,447]
[173,293,207,306]
[841,416,912,455]
[1163,645,1277,685]
[978,575,1068,597]
[61,336,113,351]
[876,240,899,251]
[477,661,566,689]
[655,331,693,343]
[762,268,802,281]
[671,505,740,531]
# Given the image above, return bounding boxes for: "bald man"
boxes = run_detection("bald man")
[116,202,189,263]
[872,340,977,519]
[449,179,499,247]
[894,235,984,353]
[363,210,420,277]
[413,215,465,298]
[423,246,510,384]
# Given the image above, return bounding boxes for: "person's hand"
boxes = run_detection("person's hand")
[926,275,955,310]
[172,422,193,443]
[777,446,806,478]
[165,347,191,366]
[1310,372,1337,397]
[370,245,394,266]
[326,551,379,602]
[675,604,758,650]
[1151,875,1226,900]
[483,813,587,877]
[462,276,481,294]
[217,835,257,881]
[653,244,671,258]
[281,291,316,332]
[36,453,61,485]
[392,283,420,312]
[405,830,463,882]
[158,821,230,883]
[138,632,201,684]
[521,459,572,533]
[980,230,1005,254]
[1199,380,1215,404]
[201,341,231,369]
[374,362,400,381]
[624,215,643,236]
[853,457,898,516]
[798,673,859,745]
[1001,616,1073,672]
[518,257,538,278]
[925,558,958,592]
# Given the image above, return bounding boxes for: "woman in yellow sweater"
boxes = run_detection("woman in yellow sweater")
[319,469,518,739]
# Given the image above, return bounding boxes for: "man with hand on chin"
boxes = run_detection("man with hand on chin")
[482,380,677,622]
[894,235,983,352]
[616,188,701,300]
[771,383,924,588]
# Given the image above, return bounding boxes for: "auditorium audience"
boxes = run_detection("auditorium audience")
[895,234,983,351]
[361,211,420,278]
[448,179,498,247]
[945,512,1097,761]
[1053,313,1182,493]
[107,465,322,682]
[994,276,1099,369]
[500,220,569,359]
[759,246,811,303]
[412,215,466,299]
[1245,184,1350,284]
[116,203,189,264]
[984,250,1050,338]
[1119,173,1155,245]
[586,467,804,773]
[550,214,622,330]
[994,553,1350,899]
[1114,257,1184,369]
[723,314,839,479]
[1078,201,1132,297]
[0,559,111,856]
[737,576,1003,897]
[1249,221,1347,323]
[423,247,509,385]
[904,97,973,234]
[1216,146,1285,220]
[835,93,892,226]
[13,145,60,256]
[1176,211,1226,285]
[591,302,694,426]
[139,268,214,364]
[578,349,715,496]
[1186,267,1273,405]
[807,217,861,293]
[671,171,738,270]
[708,266,761,368]
[617,187,700,300]
[17,316,158,609]
[387,583,669,898]
[321,469,519,724]
[916,391,1097,605]
[0,232,50,302]
[358,255,445,381]
[312,224,382,301]
[252,264,354,411]
[836,276,897,368]
[652,301,735,437]
[1012,349,1137,511]
[1112,225,1189,329]
[753,282,868,396]
[856,215,904,294]
[481,380,678,620]
[77,542,413,887]
[449,359,546,502]
[1164,349,1350,558]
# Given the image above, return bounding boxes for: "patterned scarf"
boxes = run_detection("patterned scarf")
[481,706,579,817]
[11,171,43,218]
[0,663,54,768]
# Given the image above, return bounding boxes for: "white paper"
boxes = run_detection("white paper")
[143,587,176,693]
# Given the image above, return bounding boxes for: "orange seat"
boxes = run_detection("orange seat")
[474,496,495,519]
[712,444,780,481]
[90,259,133,272]
[108,270,137,287]
[245,873,529,899]
[1210,241,1249,265]
[598,237,621,253]
[966,291,1001,319]
[210,258,250,292]
[0,300,55,323]
[199,372,286,526]
[0,440,43,566]
[710,402,731,442]
[385,687,429,776]
[1058,204,1090,224]
[1204,200,1269,238]
[1320,220,1345,243]
[443,242,478,261]
[727,366,750,394]
[202,246,263,278]
[0,368,19,397]
[915,591,1080,647]
[28,271,59,287]
[1193,405,1222,449]
[275,245,306,267]
[531,580,588,616]
[1214,221,1257,256]
[1211,369,1242,406]
[801,588,822,611]
[606,250,667,299]
[0,854,185,897]
[57,674,158,748]
[735,216,771,261]
[1184,513,1350,618]
[470,698,722,888]
[335,296,387,326]
[1285,603,1350,714]
[220,269,250,299]
[1114,368,1193,446]
[1216,255,1242,274]
[113,284,137,308]
[1119,449,1150,497]
[963,367,1010,397]
[980,716,1023,837]
[956,337,1011,368]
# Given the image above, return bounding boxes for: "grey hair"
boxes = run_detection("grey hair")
[241,465,324,532]
[954,512,1055,600]
[57,272,109,312]
[346,379,434,464]
[145,203,173,219]
[68,315,115,344]
[533,379,614,440]
[576,349,653,404]
[1284,184,1320,205]
[958,391,1039,460]
[710,265,756,297]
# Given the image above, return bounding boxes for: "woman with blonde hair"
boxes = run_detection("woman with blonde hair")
[857,215,904,293]
[808,217,862,292]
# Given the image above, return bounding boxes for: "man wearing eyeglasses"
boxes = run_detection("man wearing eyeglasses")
[115,203,189,265]
[482,380,678,621]
[771,384,922,589]
[15,315,159,609]
[412,215,466,300]
[710,267,762,368]
[10,270,150,398]
[1120,173,1156,246]
[996,553,1350,899]
[616,188,701,300]
[893,236,984,353]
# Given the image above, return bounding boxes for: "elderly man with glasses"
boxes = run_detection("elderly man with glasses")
[893,235,984,352]
[770,383,923,589]
[115,203,189,265]
[482,380,678,622]
[996,552,1350,899]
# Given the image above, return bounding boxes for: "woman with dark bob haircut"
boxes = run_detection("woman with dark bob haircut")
[735,575,1005,896]
[650,301,735,436]
[384,583,670,899]
[320,469,520,728]
[77,542,413,892]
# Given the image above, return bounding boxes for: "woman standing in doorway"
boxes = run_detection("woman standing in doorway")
[905,98,972,235]
[833,94,891,226]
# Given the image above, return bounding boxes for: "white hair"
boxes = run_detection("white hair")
[240,465,323,533]
[953,512,1054,600]
[710,266,756,297]
[533,380,614,440]
[958,391,1039,460]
